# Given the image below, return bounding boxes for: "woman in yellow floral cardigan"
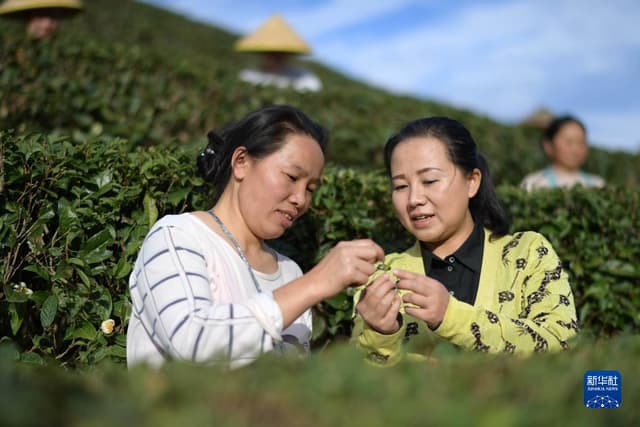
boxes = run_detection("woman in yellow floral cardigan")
[353,116,578,365]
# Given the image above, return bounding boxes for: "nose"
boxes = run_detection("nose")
[408,185,426,208]
[289,185,307,209]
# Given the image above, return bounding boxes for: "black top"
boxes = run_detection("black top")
[420,222,484,305]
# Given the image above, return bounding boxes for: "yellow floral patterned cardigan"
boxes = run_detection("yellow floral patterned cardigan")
[352,230,579,365]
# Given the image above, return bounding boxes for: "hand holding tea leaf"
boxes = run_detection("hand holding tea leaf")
[356,272,402,334]
[394,269,450,330]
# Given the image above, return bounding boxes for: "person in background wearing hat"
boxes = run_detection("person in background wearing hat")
[0,0,82,40]
[520,115,605,191]
[234,14,322,93]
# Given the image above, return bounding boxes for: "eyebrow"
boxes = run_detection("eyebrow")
[391,167,441,180]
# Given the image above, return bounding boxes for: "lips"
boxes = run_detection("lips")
[410,212,435,228]
[277,209,297,227]
[411,213,433,220]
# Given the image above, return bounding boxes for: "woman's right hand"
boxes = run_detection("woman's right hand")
[355,273,402,334]
[308,239,385,300]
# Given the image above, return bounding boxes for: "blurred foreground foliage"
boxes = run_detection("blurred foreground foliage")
[0,334,638,427]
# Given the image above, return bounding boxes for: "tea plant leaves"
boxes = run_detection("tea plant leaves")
[40,296,57,328]
[73,322,97,341]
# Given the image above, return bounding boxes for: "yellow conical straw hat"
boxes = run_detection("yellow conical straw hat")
[234,14,311,54]
[0,0,82,16]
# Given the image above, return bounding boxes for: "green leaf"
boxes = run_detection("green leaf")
[325,292,349,310]
[93,286,113,320]
[8,304,23,335]
[167,187,190,205]
[76,268,92,288]
[83,247,113,265]
[23,264,51,281]
[30,290,49,305]
[73,322,97,340]
[106,345,126,359]
[112,257,132,279]
[79,229,113,264]
[311,315,327,341]
[113,299,130,320]
[94,169,113,188]
[144,192,158,226]
[57,203,79,235]
[80,229,111,253]
[114,334,127,347]
[40,295,58,328]
[68,257,87,267]
[20,352,46,366]
[3,283,31,303]
[91,347,108,364]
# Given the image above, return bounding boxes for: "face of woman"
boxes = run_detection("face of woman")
[27,16,59,40]
[545,121,588,171]
[390,136,480,257]
[238,133,324,240]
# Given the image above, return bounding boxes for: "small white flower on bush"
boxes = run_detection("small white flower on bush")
[12,282,33,296]
[101,319,115,335]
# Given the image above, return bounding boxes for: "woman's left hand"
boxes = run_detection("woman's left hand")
[394,269,450,330]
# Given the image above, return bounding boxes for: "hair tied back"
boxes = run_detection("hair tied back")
[197,130,226,182]
[206,130,226,151]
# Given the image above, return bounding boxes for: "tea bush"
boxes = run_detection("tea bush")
[1,0,638,186]
[501,186,640,336]
[0,132,210,366]
[2,132,638,367]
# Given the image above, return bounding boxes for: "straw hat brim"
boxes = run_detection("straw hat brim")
[0,0,82,16]
[234,14,311,54]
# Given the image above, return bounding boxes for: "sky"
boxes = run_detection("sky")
[143,0,640,153]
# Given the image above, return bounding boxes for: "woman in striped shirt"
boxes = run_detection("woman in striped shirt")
[127,105,384,368]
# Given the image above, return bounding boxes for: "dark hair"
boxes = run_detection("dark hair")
[544,115,586,142]
[384,116,510,239]
[198,105,328,195]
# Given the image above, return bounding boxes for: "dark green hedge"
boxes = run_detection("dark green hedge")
[0,132,210,366]
[2,0,638,187]
[1,133,638,366]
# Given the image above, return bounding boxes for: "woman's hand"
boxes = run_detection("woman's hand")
[394,269,450,330]
[274,239,384,329]
[356,273,402,334]
[307,239,385,300]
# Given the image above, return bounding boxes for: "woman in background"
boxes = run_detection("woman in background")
[353,116,578,365]
[520,115,605,191]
